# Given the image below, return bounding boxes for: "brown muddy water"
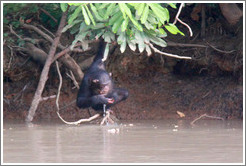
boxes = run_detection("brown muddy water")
[2,119,244,164]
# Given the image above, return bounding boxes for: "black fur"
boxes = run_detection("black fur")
[76,40,128,112]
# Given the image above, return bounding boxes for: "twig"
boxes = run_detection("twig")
[146,42,192,60]
[100,110,114,125]
[9,25,22,39]
[52,43,82,62]
[190,113,224,126]
[173,3,183,25]
[40,8,58,23]
[173,3,193,37]
[55,61,100,125]
[9,25,43,43]
[7,46,14,69]
[41,95,56,101]
[206,42,236,54]
[66,70,79,89]
[37,24,55,38]
[13,83,30,102]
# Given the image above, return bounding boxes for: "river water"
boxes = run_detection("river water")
[2,119,244,164]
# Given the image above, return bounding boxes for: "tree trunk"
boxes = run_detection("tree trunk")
[25,10,68,122]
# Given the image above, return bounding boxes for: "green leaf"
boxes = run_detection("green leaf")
[117,32,125,43]
[144,21,154,30]
[60,3,68,12]
[68,7,81,25]
[119,4,143,31]
[91,23,105,29]
[118,3,127,19]
[168,3,177,9]
[117,32,127,53]
[98,3,110,9]
[121,17,129,32]
[145,45,152,56]
[81,5,90,25]
[149,35,167,47]
[136,3,145,16]
[103,43,110,60]
[90,4,104,21]
[165,24,185,36]
[158,28,166,35]
[148,3,168,24]
[140,5,149,24]
[71,31,89,49]
[127,37,136,51]
[68,3,82,6]
[131,18,143,31]
[135,31,145,52]
[105,3,116,19]
[128,3,137,7]
[84,5,96,25]
[112,16,124,33]
[103,31,114,42]
[120,40,127,53]
[62,19,82,32]
[109,12,122,25]
[95,30,105,39]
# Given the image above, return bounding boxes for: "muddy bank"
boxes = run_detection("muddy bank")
[3,71,243,122]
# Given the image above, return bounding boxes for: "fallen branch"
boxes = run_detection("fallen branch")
[146,42,192,60]
[190,113,224,126]
[25,9,68,122]
[173,3,193,37]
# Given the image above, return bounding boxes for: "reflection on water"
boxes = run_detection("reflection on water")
[3,119,244,163]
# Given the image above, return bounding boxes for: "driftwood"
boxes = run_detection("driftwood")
[25,10,68,122]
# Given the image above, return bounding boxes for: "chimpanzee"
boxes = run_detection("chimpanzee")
[76,40,128,114]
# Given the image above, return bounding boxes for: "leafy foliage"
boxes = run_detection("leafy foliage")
[3,3,62,28]
[62,3,184,55]
[3,3,62,46]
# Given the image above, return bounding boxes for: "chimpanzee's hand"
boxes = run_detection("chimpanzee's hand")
[107,98,114,104]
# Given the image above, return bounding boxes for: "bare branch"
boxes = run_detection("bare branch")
[173,3,193,37]
[21,23,66,50]
[173,3,184,25]
[37,24,55,38]
[146,42,192,60]
[167,41,207,48]
[9,25,22,39]
[206,42,236,54]
[190,113,224,126]
[66,70,80,89]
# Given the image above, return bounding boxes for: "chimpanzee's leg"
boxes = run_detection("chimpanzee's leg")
[106,88,129,108]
